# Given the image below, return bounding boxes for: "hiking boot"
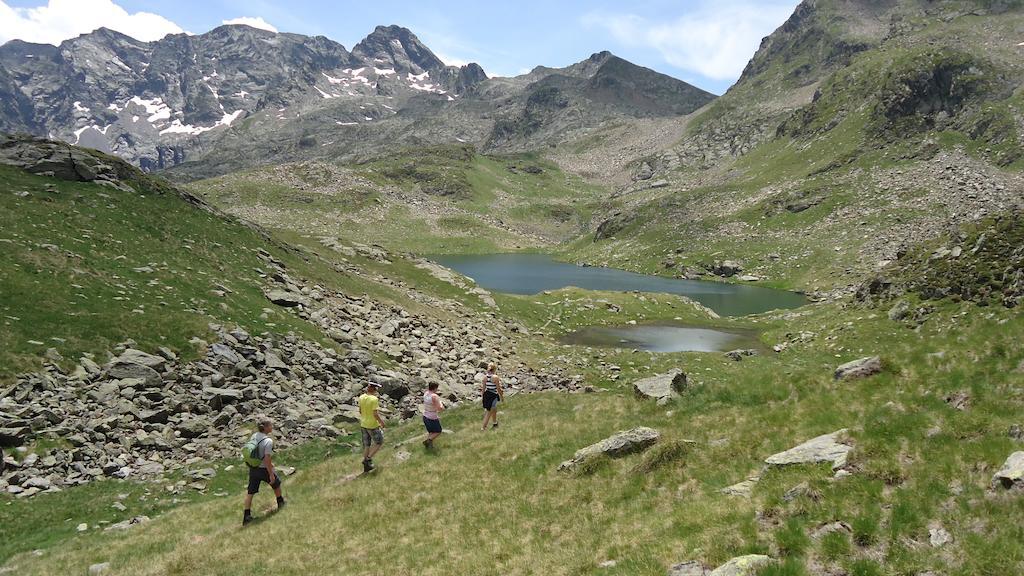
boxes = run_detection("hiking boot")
[362,459,371,473]
[492,422,499,429]
[423,438,433,449]
[243,512,253,526]
[276,497,286,510]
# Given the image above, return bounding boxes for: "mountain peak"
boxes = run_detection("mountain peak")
[352,25,445,74]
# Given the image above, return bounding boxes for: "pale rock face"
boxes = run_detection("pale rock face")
[992,451,1024,489]
[558,427,660,471]
[708,555,773,576]
[765,429,853,470]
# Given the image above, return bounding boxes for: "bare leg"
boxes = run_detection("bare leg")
[481,410,491,430]
[244,493,254,510]
[273,486,282,499]
[367,443,383,460]
[491,408,499,426]
[428,432,442,440]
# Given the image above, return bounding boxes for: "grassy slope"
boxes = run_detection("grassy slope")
[560,9,1024,293]
[8,298,1024,575]
[189,146,609,255]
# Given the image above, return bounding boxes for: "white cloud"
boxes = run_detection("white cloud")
[433,50,468,67]
[0,0,184,45]
[222,16,278,33]
[582,1,799,81]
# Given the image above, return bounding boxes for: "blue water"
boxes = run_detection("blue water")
[561,324,759,353]
[432,253,805,317]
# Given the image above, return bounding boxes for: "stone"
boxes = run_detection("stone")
[77,522,88,532]
[929,526,953,548]
[992,451,1024,490]
[833,356,882,381]
[264,350,289,371]
[264,289,309,308]
[721,477,758,498]
[945,391,970,411]
[177,417,210,439]
[888,300,910,321]
[210,343,242,365]
[116,349,166,369]
[558,427,660,471]
[107,362,162,388]
[633,370,687,402]
[668,560,706,576]
[724,349,758,362]
[1010,424,1023,442]
[394,450,411,462]
[88,562,111,575]
[0,426,29,446]
[204,387,243,409]
[140,409,169,424]
[708,260,743,277]
[105,515,150,531]
[708,555,772,576]
[765,430,852,470]
[187,468,216,480]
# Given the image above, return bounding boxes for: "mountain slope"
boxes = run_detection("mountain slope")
[0,24,485,170]
[563,0,1024,298]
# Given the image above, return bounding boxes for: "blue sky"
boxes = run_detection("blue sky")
[0,0,801,94]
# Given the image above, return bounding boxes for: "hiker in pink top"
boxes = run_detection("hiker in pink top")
[422,382,444,449]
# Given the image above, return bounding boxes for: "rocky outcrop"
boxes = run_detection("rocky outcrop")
[834,356,882,380]
[633,370,687,403]
[558,427,660,472]
[764,430,852,470]
[992,451,1024,490]
[708,555,772,576]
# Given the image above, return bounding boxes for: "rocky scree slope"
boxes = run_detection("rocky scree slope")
[0,136,574,498]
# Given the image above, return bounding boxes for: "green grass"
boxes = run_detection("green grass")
[0,166,347,380]
[8,297,1024,575]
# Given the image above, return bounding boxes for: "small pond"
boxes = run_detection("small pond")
[432,253,805,317]
[559,324,762,353]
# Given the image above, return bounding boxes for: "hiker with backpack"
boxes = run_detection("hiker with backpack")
[359,382,386,472]
[422,382,444,449]
[480,363,504,431]
[242,416,285,525]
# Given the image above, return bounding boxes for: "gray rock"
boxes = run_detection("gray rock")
[765,429,852,470]
[708,555,772,576]
[633,370,687,402]
[708,260,743,277]
[140,409,169,424]
[264,350,289,371]
[721,477,759,498]
[204,387,243,409]
[210,343,242,365]
[929,526,953,548]
[992,451,1024,489]
[833,356,882,381]
[668,561,706,576]
[116,349,166,369]
[558,427,660,471]
[724,349,758,362]
[88,562,111,575]
[107,362,162,388]
[177,418,210,439]
[888,301,910,321]
[105,515,150,531]
[264,289,309,308]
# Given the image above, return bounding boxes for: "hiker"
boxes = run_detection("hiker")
[480,363,504,430]
[359,382,386,472]
[422,382,444,449]
[243,416,285,525]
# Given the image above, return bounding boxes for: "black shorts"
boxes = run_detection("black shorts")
[423,416,442,434]
[483,390,501,411]
[247,466,282,495]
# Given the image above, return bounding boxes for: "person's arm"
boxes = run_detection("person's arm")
[374,408,385,429]
[496,376,504,401]
[433,394,444,412]
[479,376,485,395]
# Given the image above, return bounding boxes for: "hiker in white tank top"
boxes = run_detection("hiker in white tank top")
[480,363,503,431]
[421,382,444,449]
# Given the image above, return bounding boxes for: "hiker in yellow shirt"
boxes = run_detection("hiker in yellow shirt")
[359,383,386,472]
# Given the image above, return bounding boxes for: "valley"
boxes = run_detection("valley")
[1,1,1023,575]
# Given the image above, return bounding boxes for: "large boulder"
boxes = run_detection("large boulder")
[834,356,882,380]
[708,555,772,576]
[992,451,1024,490]
[633,370,687,403]
[176,418,210,439]
[558,427,660,471]
[116,349,166,370]
[106,362,161,388]
[708,260,743,278]
[765,429,852,470]
[203,387,244,409]
[264,289,309,308]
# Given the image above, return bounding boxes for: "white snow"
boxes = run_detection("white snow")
[455,137,466,142]
[107,103,123,112]
[363,116,372,121]
[336,121,358,126]
[158,109,244,136]
[129,96,172,123]
[234,90,250,98]
[25,54,34,58]
[322,72,344,85]
[350,67,366,76]
[314,86,336,99]
[374,67,396,76]
[73,101,89,113]
[73,124,111,143]
[131,115,139,123]
[408,71,429,82]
